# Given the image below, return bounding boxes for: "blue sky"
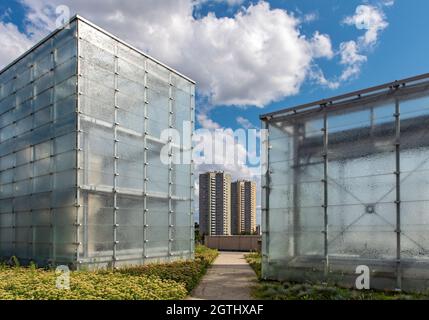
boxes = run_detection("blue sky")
[0,0,428,222]
[3,1,428,117]
[1,0,427,134]
[198,0,429,132]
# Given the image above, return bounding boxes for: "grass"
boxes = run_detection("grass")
[250,281,429,300]
[244,252,429,300]
[244,251,261,279]
[0,245,218,300]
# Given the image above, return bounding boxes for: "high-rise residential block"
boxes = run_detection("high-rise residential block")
[199,171,231,236]
[231,180,256,235]
[0,16,195,269]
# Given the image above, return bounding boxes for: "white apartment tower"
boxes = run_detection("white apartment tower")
[199,171,231,236]
[231,180,257,235]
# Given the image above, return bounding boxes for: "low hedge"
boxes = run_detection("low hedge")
[0,245,218,300]
[119,245,218,292]
[0,267,186,300]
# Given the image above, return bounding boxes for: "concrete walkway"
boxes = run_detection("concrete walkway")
[189,251,256,300]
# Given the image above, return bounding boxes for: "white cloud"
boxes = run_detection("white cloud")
[338,40,367,81]
[382,0,395,7]
[311,3,391,86]
[303,12,318,23]
[343,4,388,47]
[337,4,388,81]
[1,0,335,107]
[310,31,334,59]
[339,40,367,66]
[195,113,259,181]
[197,113,221,130]
[196,112,263,176]
[197,0,245,6]
[236,116,255,129]
[195,112,260,182]
[0,21,33,69]
[187,2,326,106]
[309,67,339,90]
[1,1,392,105]
[19,0,59,38]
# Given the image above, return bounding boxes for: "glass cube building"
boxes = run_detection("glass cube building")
[0,16,195,269]
[261,73,429,291]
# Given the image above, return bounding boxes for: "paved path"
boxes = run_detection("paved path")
[189,251,256,300]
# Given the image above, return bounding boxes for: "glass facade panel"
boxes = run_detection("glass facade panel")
[262,79,429,291]
[0,21,77,266]
[0,17,194,269]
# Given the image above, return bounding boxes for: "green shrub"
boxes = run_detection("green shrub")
[244,252,261,279]
[119,260,203,292]
[195,244,218,266]
[119,245,218,293]
[0,245,218,300]
[0,268,186,300]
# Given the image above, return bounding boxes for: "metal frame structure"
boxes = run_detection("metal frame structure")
[0,16,195,269]
[261,73,429,291]
[261,73,429,121]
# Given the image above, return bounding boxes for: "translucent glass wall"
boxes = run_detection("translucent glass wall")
[261,79,429,291]
[0,17,195,269]
[76,19,195,268]
[0,21,78,266]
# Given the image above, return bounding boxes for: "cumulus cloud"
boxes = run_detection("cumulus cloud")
[1,0,335,107]
[338,4,389,81]
[1,1,392,106]
[343,4,388,47]
[0,21,33,68]
[197,112,263,172]
[196,111,261,179]
[186,2,332,106]
[338,40,368,81]
[309,67,340,90]
[236,116,255,129]
[197,113,222,130]
[309,31,334,59]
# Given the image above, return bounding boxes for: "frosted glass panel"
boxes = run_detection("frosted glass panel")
[76,18,193,266]
[0,21,77,266]
[0,17,194,268]
[262,82,429,291]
